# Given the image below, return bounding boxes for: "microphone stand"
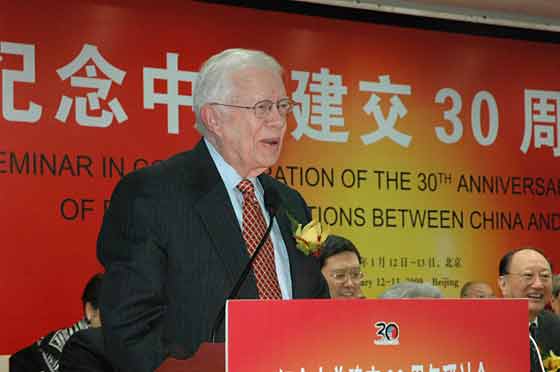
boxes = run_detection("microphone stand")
[209,205,278,343]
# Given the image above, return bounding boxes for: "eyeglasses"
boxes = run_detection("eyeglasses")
[503,271,552,284]
[330,269,364,283]
[209,98,299,119]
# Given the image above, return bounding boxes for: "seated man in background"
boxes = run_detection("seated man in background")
[57,274,111,372]
[378,282,442,299]
[10,273,104,372]
[498,247,560,372]
[551,274,560,317]
[318,235,364,298]
[460,280,495,298]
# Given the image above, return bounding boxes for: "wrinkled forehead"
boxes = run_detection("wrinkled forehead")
[510,249,551,272]
[228,67,286,96]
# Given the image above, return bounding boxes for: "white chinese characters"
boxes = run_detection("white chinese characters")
[143,52,198,134]
[1,40,559,158]
[291,68,348,142]
[360,75,412,147]
[522,89,560,157]
[55,44,127,127]
[0,41,42,123]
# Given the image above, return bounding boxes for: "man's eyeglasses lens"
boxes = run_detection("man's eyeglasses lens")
[210,99,298,118]
[254,99,296,118]
[331,270,363,283]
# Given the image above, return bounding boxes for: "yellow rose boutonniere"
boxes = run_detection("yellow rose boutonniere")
[543,351,560,372]
[293,219,330,256]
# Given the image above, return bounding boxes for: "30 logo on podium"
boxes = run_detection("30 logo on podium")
[374,321,400,345]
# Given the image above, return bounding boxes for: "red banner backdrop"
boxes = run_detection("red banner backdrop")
[1,0,559,352]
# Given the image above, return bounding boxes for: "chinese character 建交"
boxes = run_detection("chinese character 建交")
[291,68,348,143]
[359,75,412,147]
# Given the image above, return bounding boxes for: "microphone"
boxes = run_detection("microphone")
[209,187,280,343]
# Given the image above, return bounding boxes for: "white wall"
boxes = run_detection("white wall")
[295,0,560,31]
[0,355,8,372]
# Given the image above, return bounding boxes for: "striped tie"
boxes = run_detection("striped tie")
[237,179,282,299]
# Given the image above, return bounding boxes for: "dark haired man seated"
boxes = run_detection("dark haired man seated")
[10,273,103,372]
[318,235,364,299]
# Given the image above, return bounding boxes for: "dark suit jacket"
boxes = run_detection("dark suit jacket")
[536,310,560,356]
[59,328,114,372]
[9,343,46,372]
[97,139,329,372]
[9,319,89,372]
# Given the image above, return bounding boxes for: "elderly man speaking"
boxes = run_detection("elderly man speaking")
[97,49,329,372]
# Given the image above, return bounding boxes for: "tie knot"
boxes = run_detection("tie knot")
[237,179,256,203]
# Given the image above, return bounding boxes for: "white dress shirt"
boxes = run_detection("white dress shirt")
[205,138,293,299]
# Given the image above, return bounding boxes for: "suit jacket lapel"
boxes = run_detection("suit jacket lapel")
[278,210,304,298]
[191,140,256,296]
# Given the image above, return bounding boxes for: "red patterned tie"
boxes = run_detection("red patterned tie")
[237,179,282,299]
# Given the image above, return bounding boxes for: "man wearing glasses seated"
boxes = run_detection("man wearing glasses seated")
[318,235,364,299]
[498,247,560,372]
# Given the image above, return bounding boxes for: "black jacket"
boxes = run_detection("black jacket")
[97,140,329,372]
[59,328,114,372]
[536,310,560,356]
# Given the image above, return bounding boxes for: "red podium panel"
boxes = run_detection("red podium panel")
[226,299,528,372]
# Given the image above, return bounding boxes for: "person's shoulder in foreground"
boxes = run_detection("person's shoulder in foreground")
[59,327,114,372]
[537,308,560,355]
[10,273,104,372]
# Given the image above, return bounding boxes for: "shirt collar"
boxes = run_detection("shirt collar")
[529,317,539,328]
[204,138,259,194]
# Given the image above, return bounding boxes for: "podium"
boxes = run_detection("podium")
[158,299,528,372]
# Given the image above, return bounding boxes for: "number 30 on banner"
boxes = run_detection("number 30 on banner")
[435,88,499,146]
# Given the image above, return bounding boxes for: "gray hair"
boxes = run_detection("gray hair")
[378,282,443,299]
[459,280,491,298]
[193,48,283,135]
[553,274,560,298]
